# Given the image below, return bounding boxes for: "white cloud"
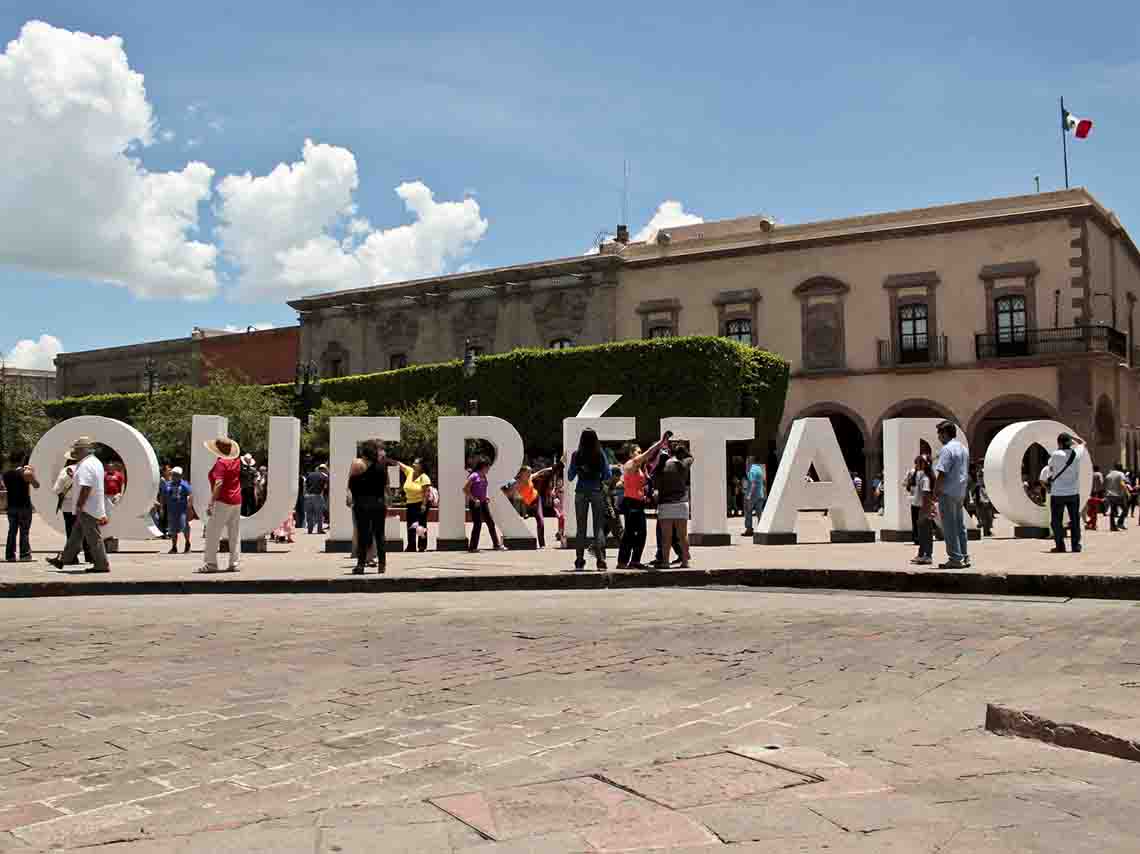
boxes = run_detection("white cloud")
[160,128,175,143]
[4,334,62,370]
[0,21,217,298]
[221,322,275,332]
[216,139,489,299]
[633,200,704,242]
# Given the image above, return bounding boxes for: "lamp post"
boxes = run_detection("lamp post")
[294,360,322,425]
[143,357,159,400]
[462,338,478,416]
[0,359,6,459]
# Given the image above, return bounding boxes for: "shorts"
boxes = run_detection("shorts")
[657,501,689,521]
[167,511,189,534]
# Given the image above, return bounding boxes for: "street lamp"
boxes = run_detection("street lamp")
[143,357,159,400]
[294,360,322,425]
[0,359,6,459]
[462,338,478,416]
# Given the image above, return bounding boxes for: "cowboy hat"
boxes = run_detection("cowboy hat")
[204,437,241,460]
[69,436,94,456]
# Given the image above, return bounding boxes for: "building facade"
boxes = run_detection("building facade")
[55,326,300,397]
[1,367,56,401]
[289,188,1140,474]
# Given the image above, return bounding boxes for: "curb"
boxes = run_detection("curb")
[985,703,1140,763]
[3,567,1140,599]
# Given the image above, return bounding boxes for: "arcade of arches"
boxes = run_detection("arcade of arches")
[780,388,1140,497]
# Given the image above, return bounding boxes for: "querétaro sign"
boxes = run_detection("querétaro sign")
[27,396,1090,547]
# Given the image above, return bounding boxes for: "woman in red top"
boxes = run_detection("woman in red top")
[617,432,671,569]
[201,437,243,573]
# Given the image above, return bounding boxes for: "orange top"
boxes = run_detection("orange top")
[518,481,538,505]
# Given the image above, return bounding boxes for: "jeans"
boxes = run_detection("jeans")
[354,500,387,567]
[937,494,968,564]
[916,515,933,559]
[60,512,109,572]
[469,501,500,550]
[742,494,765,532]
[5,507,32,560]
[574,488,607,563]
[618,499,647,566]
[525,496,545,548]
[304,495,325,533]
[406,503,428,552]
[203,501,242,571]
[1051,494,1081,550]
[1109,496,1127,530]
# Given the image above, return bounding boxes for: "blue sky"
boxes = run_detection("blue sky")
[1,0,1136,366]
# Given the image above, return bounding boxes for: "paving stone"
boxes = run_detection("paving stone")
[0,802,64,832]
[803,793,959,833]
[10,803,151,849]
[684,799,842,842]
[600,752,814,809]
[51,777,170,813]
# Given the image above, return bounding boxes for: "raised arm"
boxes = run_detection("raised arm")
[630,433,670,470]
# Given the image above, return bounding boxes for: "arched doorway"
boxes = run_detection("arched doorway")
[870,398,959,476]
[968,394,1059,487]
[782,403,869,497]
[1095,395,1117,466]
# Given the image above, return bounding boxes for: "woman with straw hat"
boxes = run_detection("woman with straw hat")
[200,436,243,573]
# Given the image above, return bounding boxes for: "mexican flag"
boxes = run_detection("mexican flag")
[1063,108,1093,139]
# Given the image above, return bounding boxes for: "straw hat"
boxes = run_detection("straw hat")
[241,453,255,467]
[204,437,241,460]
[69,436,94,457]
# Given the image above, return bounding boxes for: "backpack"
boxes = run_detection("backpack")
[240,463,256,489]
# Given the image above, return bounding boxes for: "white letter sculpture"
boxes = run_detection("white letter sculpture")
[881,418,976,541]
[660,417,755,545]
[191,415,300,546]
[562,395,635,550]
[327,417,402,552]
[984,420,1091,538]
[29,416,161,541]
[754,417,873,544]
[437,415,534,550]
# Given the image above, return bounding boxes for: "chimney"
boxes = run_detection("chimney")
[616,224,630,244]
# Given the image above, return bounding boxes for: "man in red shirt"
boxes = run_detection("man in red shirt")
[201,437,243,573]
[104,463,126,505]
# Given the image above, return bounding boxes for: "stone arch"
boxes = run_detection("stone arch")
[966,394,1060,456]
[1095,395,1116,447]
[780,401,871,493]
[870,398,961,447]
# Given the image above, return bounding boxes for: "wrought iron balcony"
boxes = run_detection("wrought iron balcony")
[974,325,1127,361]
[877,335,948,368]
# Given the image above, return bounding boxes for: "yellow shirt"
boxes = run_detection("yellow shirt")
[399,463,431,504]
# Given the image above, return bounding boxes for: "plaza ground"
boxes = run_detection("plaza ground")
[1,511,1138,588]
[0,588,1138,851]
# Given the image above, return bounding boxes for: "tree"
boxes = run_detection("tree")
[0,381,50,459]
[134,371,290,464]
[301,399,369,457]
[381,398,461,472]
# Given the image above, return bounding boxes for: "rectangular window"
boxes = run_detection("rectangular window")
[724,318,753,345]
[389,353,408,370]
[897,303,929,363]
[648,325,674,339]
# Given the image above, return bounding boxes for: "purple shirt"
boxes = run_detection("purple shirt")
[467,470,489,501]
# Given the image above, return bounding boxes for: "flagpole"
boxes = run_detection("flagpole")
[1060,96,1069,189]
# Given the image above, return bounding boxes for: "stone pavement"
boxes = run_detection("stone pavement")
[0,588,1138,850]
[3,512,1140,598]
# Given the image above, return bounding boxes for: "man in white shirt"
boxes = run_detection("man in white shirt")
[1047,432,1085,554]
[46,437,110,573]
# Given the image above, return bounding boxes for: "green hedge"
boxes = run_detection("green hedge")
[43,391,146,423]
[45,337,790,451]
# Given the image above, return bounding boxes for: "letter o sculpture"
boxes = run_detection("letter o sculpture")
[29,416,162,540]
[983,420,1091,528]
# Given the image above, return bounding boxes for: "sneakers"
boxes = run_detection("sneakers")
[496,544,509,552]
[184,540,191,553]
[573,558,586,570]
[1049,546,1066,553]
[910,557,933,565]
[45,556,64,570]
[85,567,110,573]
[597,559,608,570]
[938,560,966,569]
[168,546,178,555]
[352,565,365,575]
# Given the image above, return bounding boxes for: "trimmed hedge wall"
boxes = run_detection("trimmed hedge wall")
[45,337,790,451]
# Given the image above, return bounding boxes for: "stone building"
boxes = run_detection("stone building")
[55,326,299,398]
[1,367,56,401]
[290,188,1140,474]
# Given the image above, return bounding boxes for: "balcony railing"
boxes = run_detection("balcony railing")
[877,335,948,368]
[975,325,1127,361]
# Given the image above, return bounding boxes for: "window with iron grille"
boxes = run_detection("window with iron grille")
[648,325,674,339]
[898,303,929,362]
[549,338,574,349]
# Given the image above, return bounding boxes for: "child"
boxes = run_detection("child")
[909,455,935,565]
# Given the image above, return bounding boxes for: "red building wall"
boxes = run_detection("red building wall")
[199,327,299,386]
